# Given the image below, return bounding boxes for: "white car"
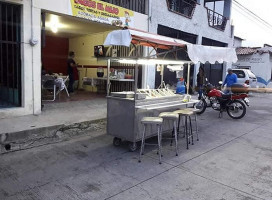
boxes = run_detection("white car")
[232,69,257,88]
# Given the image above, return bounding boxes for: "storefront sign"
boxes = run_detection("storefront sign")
[70,0,134,27]
[239,57,265,64]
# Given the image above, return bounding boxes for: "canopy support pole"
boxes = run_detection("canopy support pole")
[107,59,111,96]
[134,62,139,101]
[187,64,190,95]
[161,65,164,87]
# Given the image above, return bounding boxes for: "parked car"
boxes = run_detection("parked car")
[232,69,257,88]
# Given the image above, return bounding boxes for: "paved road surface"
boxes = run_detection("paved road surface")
[1,93,272,200]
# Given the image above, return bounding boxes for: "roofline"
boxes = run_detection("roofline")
[264,44,272,47]
[234,36,244,41]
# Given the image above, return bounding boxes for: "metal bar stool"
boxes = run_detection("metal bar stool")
[138,117,163,164]
[158,112,179,156]
[184,108,199,141]
[173,110,194,150]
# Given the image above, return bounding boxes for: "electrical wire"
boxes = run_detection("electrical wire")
[233,3,272,30]
[232,5,272,33]
[232,0,272,32]
[233,0,272,29]
[233,6,272,31]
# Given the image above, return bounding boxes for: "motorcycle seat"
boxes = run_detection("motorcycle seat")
[222,94,231,99]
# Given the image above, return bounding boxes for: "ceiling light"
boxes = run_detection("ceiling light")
[49,15,59,33]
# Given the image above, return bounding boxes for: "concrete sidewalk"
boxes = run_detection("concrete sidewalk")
[0,98,107,153]
[0,94,272,200]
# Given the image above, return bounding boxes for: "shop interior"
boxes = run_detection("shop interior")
[41,13,140,104]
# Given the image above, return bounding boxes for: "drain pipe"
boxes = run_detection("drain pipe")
[29,0,38,46]
[148,0,152,26]
[29,0,38,115]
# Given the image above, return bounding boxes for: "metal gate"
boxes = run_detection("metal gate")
[0,2,21,108]
[201,63,223,86]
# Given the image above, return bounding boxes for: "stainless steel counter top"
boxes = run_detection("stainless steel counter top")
[135,99,199,110]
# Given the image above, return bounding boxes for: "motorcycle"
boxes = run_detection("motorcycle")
[195,80,250,119]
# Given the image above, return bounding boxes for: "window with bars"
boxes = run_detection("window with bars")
[204,0,228,31]
[100,0,147,14]
[166,0,197,18]
[0,2,21,108]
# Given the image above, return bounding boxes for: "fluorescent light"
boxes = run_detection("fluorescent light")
[50,15,59,33]
[118,59,188,65]
[167,65,184,71]
[119,59,137,64]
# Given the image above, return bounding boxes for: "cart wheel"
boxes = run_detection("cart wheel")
[128,142,138,152]
[113,137,122,147]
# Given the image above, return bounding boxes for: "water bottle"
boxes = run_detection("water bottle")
[176,78,185,94]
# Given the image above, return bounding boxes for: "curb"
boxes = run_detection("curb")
[0,118,106,154]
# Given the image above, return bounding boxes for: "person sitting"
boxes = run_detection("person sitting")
[222,68,237,94]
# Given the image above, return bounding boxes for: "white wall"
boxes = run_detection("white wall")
[34,0,71,14]
[233,38,243,47]
[147,0,234,88]
[149,1,233,46]
[235,53,272,87]
[0,0,148,118]
[0,0,42,119]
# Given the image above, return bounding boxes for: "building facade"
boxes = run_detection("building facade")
[0,0,148,118]
[235,47,272,88]
[0,0,235,118]
[146,0,234,88]
[233,36,244,48]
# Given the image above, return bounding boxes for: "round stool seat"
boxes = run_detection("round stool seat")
[141,117,163,125]
[174,109,194,116]
[184,108,199,113]
[159,112,179,120]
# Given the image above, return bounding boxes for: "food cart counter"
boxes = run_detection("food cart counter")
[107,89,198,151]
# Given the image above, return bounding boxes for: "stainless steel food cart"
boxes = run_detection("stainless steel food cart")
[102,28,238,151]
[102,53,196,151]
[107,89,198,151]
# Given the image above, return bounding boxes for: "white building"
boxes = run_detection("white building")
[0,0,235,119]
[233,36,244,48]
[147,0,234,89]
[235,47,272,88]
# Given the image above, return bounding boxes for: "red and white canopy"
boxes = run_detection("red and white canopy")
[104,28,238,64]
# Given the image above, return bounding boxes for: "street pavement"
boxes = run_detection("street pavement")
[0,93,272,200]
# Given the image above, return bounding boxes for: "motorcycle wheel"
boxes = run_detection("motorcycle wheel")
[195,99,207,115]
[226,100,246,119]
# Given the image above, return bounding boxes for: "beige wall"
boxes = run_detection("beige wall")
[69,32,109,66]
[69,31,109,90]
